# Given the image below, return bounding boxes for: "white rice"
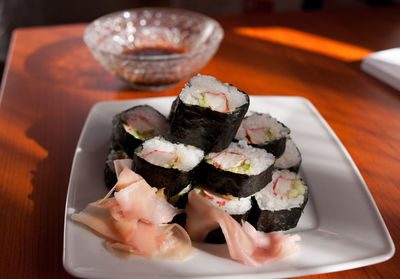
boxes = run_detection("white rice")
[137,136,204,171]
[206,141,275,175]
[123,106,169,135]
[255,170,305,211]
[235,113,290,141]
[199,188,252,215]
[179,75,247,112]
[275,138,301,169]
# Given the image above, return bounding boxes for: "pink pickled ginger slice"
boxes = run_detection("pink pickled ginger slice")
[72,161,193,260]
[185,190,300,266]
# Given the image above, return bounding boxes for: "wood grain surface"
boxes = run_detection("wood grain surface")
[1,6,400,279]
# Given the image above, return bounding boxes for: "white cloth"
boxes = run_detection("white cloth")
[361,48,400,92]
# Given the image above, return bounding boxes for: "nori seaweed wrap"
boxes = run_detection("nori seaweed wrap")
[131,137,204,198]
[168,75,249,152]
[249,204,306,232]
[168,97,179,122]
[111,105,169,156]
[104,149,130,189]
[195,142,275,198]
[250,170,308,232]
[235,113,290,158]
[205,213,249,244]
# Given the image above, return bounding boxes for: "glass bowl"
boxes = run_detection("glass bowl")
[83,7,224,91]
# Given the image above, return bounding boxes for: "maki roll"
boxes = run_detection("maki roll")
[104,149,130,189]
[169,75,249,152]
[235,113,290,158]
[275,138,302,173]
[132,136,204,198]
[194,187,252,244]
[251,170,308,232]
[168,97,179,122]
[196,141,275,198]
[111,105,169,156]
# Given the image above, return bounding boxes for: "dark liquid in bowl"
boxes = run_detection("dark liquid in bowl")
[122,47,185,56]
[118,46,187,89]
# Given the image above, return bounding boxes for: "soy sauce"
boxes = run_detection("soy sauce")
[122,47,185,56]
[119,46,186,89]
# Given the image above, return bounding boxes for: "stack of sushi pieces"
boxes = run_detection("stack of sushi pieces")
[105,74,308,242]
[104,105,170,188]
[195,141,275,243]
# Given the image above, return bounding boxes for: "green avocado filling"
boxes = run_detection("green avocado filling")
[287,179,306,199]
[123,122,154,141]
[266,128,275,141]
[168,193,180,204]
[227,163,251,174]
[205,157,251,175]
[198,92,207,107]
[169,185,192,204]
[194,186,202,196]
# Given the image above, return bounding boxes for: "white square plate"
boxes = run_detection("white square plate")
[63,96,394,279]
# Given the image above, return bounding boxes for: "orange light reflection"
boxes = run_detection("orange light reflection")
[235,27,372,62]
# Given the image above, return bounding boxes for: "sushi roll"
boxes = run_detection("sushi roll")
[274,138,302,173]
[132,136,204,198]
[104,149,130,189]
[235,113,290,158]
[111,105,169,156]
[195,141,275,198]
[168,97,179,122]
[168,75,249,152]
[194,187,252,244]
[251,170,308,232]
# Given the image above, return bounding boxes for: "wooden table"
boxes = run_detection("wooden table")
[1,6,399,279]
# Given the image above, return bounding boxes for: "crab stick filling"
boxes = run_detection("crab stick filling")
[235,113,290,144]
[138,137,204,171]
[206,141,275,175]
[196,187,252,215]
[199,92,229,112]
[143,150,178,168]
[179,75,248,113]
[123,115,154,139]
[245,127,276,144]
[255,170,307,210]
[208,151,248,171]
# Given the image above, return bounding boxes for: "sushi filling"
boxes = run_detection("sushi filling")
[236,113,290,144]
[121,106,169,141]
[275,139,301,170]
[255,170,307,211]
[137,136,204,171]
[205,141,274,175]
[195,187,252,215]
[105,149,130,172]
[179,75,248,113]
[168,184,192,205]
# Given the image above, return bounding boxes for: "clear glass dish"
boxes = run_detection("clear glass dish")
[84,8,224,91]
